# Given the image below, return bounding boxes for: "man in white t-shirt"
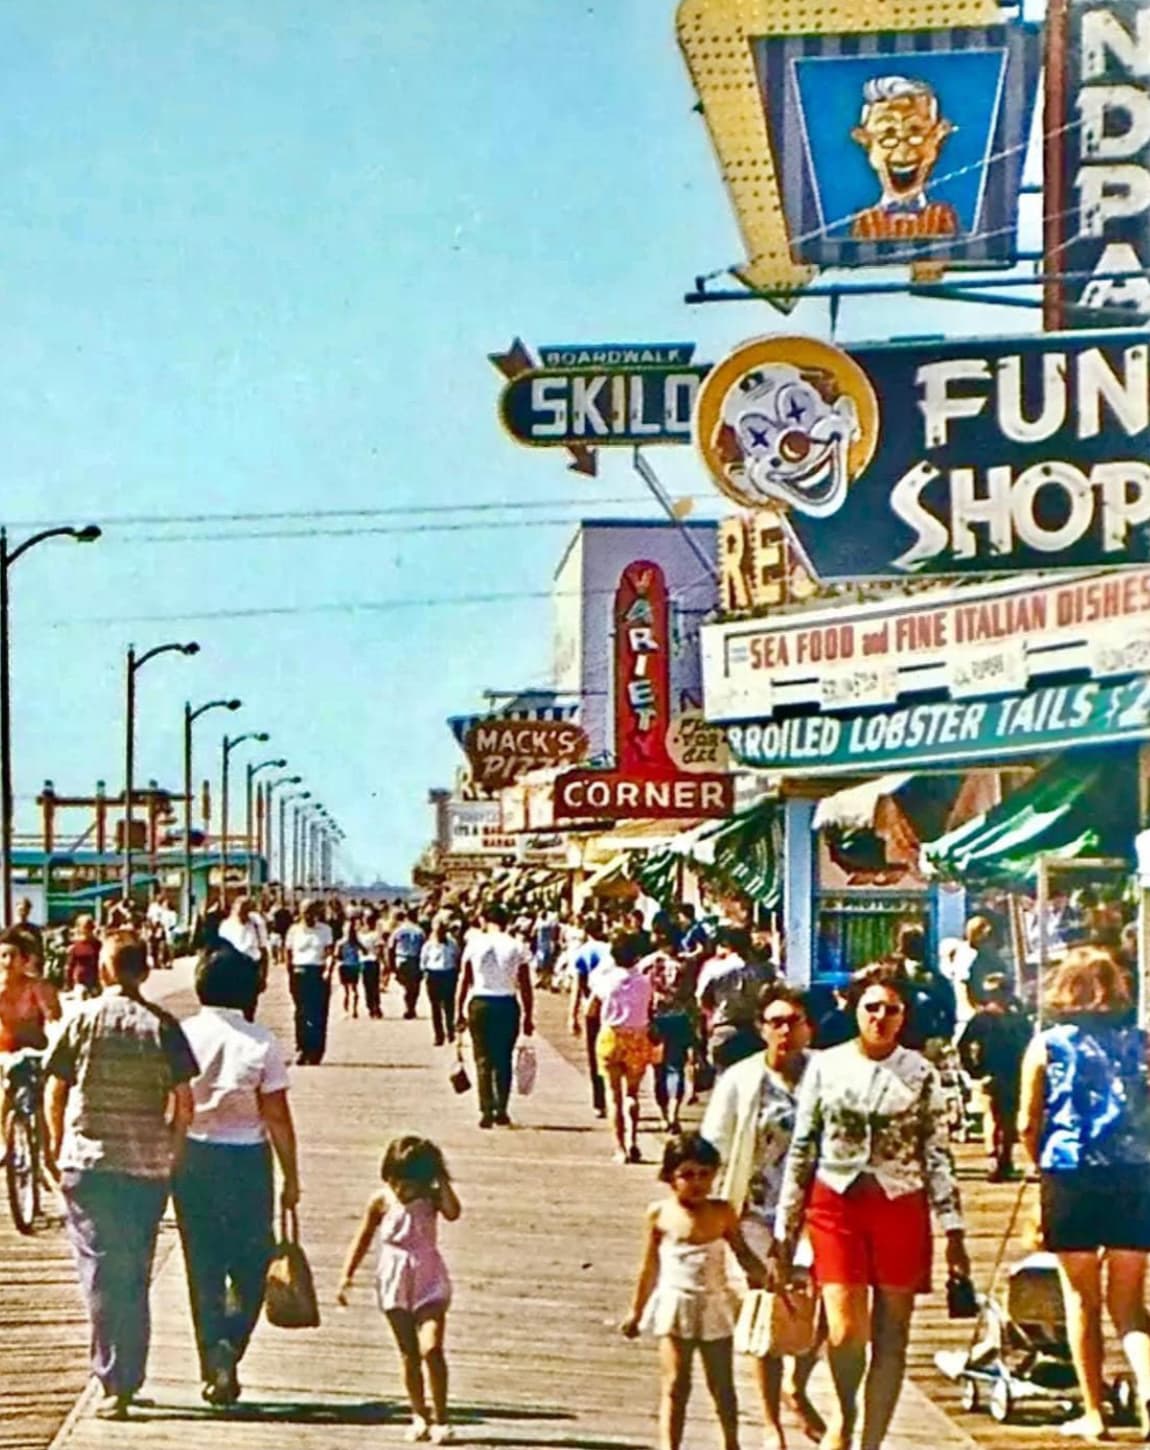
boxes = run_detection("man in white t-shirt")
[218,897,270,1021]
[457,904,534,1129]
[284,901,333,1066]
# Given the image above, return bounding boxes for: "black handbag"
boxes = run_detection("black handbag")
[946,1272,979,1319]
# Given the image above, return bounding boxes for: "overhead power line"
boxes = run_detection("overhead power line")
[10,494,693,532]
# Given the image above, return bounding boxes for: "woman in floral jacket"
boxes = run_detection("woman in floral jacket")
[772,963,969,1450]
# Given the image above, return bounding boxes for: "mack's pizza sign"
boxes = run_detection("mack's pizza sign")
[463,720,588,789]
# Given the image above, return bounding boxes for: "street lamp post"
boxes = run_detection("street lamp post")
[221,731,268,908]
[269,778,303,888]
[124,641,199,904]
[310,808,331,890]
[183,698,241,925]
[244,757,286,890]
[1,523,101,924]
[300,801,323,891]
[280,788,309,887]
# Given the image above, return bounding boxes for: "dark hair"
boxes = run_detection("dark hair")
[896,923,926,965]
[195,946,260,1010]
[660,1132,722,1183]
[843,960,911,1014]
[716,925,750,956]
[679,904,697,920]
[758,982,810,1021]
[103,928,149,984]
[381,1135,449,1192]
[0,926,36,960]
[582,914,604,939]
[1045,945,1131,1015]
[610,929,643,969]
[484,903,509,930]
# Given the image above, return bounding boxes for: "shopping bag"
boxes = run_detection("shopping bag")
[265,1208,321,1329]
[449,1039,471,1095]
[734,1283,816,1358]
[514,1041,537,1096]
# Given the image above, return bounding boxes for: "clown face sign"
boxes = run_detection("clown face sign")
[696,329,1150,580]
[697,337,879,518]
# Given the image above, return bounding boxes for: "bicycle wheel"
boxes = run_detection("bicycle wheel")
[5,1112,41,1235]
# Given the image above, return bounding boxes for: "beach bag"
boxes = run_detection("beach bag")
[514,1041,537,1096]
[265,1209,320,1329]
[734,1283,816,1358]
[449,1039,471,1095]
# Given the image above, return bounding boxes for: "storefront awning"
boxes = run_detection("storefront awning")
[813,774,914,832]
[660,798,782,909]
[922,748,1140,880]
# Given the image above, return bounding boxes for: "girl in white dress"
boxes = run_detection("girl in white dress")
[622,1134,767,1450]
[338,1137,461,1443]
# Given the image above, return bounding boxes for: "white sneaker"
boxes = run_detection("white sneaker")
[406,1416,431,1442]
[430,1426,454,1444]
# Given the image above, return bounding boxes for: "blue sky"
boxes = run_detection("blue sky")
[2,2,1043,881]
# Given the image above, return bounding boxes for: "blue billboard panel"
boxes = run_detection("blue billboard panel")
[753,24,1041,268]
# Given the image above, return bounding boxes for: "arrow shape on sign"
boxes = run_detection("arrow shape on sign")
[488,337,536,381]
[567,445,598,477]
[490,337,599,478]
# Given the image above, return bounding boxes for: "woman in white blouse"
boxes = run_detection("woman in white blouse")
[174,946,301,1407]
[772,963,969,1450]
[702,984,824,1449]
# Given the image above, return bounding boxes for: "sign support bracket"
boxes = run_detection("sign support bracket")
[632,448,719,584]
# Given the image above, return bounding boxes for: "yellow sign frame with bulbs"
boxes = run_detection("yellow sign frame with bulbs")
[676,0,1006,309]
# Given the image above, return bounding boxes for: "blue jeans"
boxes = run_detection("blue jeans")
[651,1010,694,1114]
[173,1139,275,1379]
[61,1169,168,1397]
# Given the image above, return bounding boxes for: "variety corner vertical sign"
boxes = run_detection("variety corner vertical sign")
[1045,0,1150,329]
[614,561,675,775]
[555,561,734,821]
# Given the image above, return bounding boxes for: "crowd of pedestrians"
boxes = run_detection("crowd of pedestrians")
[6,878,1150,1450]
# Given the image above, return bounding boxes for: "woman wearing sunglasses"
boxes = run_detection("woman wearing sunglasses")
[772,962,969,1450]
[702,983,824,1449]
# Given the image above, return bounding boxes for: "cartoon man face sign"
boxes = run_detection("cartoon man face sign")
[850,76,958,239]
[718,363,861,517]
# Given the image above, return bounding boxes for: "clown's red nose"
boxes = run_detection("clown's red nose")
[778,429,811,462]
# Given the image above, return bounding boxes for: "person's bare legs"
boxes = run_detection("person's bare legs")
[386,1309,430,1431]
[625,1073,642,1157]
[699,1337,740,1450]
[1056,1251,1109,1438]
[819,1285,869,1450]
[755,1354,786,1450]
[785,1344,828,1443]
[417,1309,449,1427]
[1105,1250,1150,1423]
[860,1289,914,1450]
[658,1336,694,1450]
[606,1068,627,1159]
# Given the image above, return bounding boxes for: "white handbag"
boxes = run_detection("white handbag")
[514,1041,537,1096]
[734,1281,817,1358]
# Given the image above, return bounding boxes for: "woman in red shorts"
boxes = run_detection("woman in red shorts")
[771,963,969,1450]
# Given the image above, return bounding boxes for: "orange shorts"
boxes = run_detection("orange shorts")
[596,1025,655,1086]
[805,1176,932,1294]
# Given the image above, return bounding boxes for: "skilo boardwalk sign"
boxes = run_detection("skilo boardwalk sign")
[694,330,1150,578]
[497,341,712,451]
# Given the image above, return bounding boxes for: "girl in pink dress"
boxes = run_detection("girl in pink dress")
[338,1136,461,1443]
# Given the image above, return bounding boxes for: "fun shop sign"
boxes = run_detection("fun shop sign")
[694,330,1150,578]
[555,560,733,822]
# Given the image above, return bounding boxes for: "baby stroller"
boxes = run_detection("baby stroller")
[936,1189,1137,1426]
